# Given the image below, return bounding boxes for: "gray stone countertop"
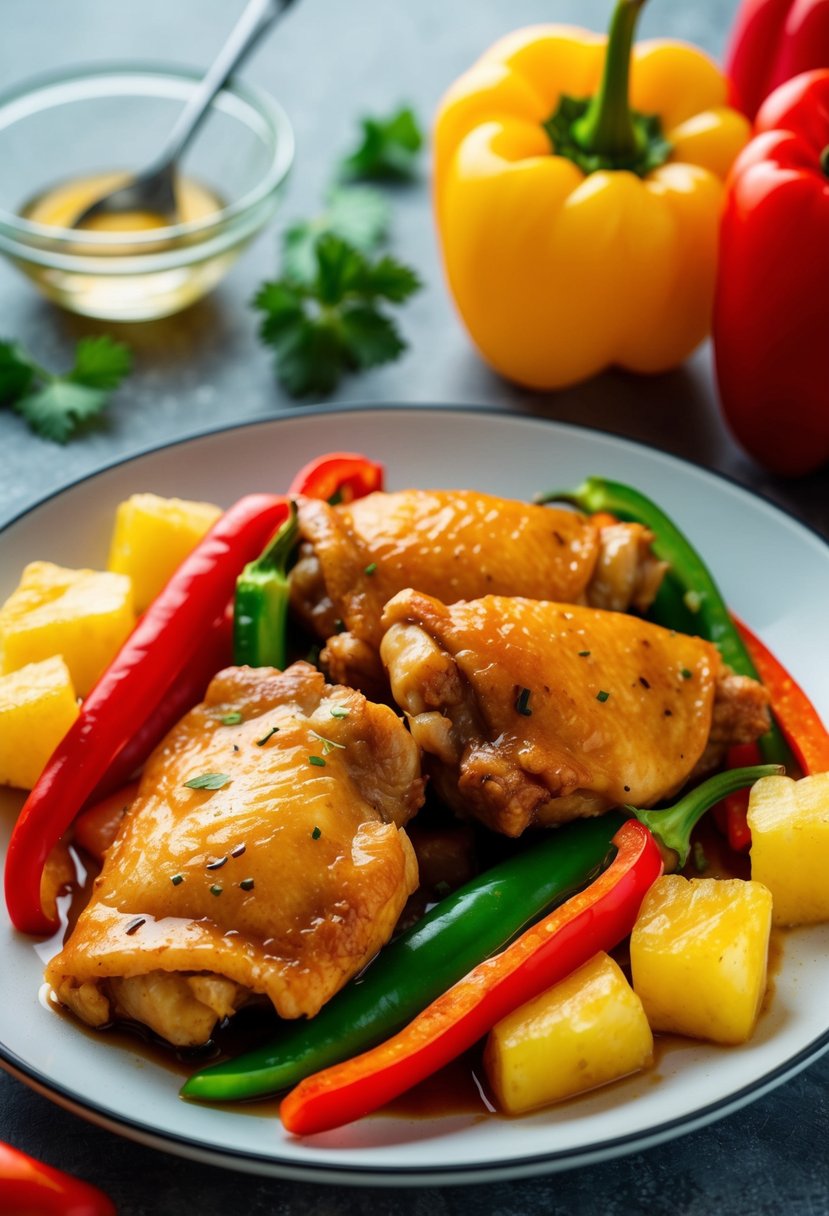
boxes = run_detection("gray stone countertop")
[0,2,827,1213]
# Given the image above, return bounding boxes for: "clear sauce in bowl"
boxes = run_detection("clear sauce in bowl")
[22,170,222,233]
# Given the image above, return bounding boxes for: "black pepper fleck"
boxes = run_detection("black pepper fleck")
[124,917,146,935]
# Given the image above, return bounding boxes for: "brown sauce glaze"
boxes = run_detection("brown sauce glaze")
[43,815,786,1125]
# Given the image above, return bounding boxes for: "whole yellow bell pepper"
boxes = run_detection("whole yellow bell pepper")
[433,0,750,390]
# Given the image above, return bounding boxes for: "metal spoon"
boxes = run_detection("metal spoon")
[72,0,295,228]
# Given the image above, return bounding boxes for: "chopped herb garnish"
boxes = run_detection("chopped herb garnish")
[311,826,322,840]
[206,856,228,871]
[578,650,591,657]
[240,877,255,891]
[330,706,350,719]
[596,690,611,703]
[680,668,693,681]
[124,916,146,936]
[692,841,709,873]
[255,726,280,747]
[170,874,184,886]
[515,687,533,716]
[309,755,326,767]
[364,562,378,576]
[230,843,246,858]
[310,730,346,755]
[184,772,231,791]
[209,884,223,897]
[221,711,243,726]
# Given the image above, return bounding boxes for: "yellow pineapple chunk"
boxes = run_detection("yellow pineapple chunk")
[107,492,221,612]
[0,561,134,697]
[0,657,79,789]
[748,772,829,925]
[483,953,653,1114]
[630,876,772,1045]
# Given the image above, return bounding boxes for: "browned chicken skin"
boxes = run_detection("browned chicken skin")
[380,590,770,838]
[290,490,666,693]
[46,663,423,1047]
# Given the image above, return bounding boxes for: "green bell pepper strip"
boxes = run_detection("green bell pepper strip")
[182,813,624,1102]
[182,765,774,1103]
[541,478,791,768]
[233,501,298,668]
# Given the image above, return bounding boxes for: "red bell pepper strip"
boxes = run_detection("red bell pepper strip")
[715,742,763,853]
[0,1140,115,1216]
[288,452,384,502]
[86,606,233,806]
[4,494,288,936]
[279,819,662,1136]
[725,0,829,120]
[735,616,829,775]
[713,70,829,476]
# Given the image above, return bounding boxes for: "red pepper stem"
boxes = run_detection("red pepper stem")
[630,763,783,868]
[572,0,646,161]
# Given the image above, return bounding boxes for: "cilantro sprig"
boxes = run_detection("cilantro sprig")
[282,187,391,284]
[253,233,420,397]
[0,336,132,442]
[339,105,423,181]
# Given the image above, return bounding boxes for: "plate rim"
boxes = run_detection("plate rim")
[1,401,825,549]
[1,403,828,1185]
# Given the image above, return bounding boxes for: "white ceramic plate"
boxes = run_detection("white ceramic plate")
[1,407,828,1186]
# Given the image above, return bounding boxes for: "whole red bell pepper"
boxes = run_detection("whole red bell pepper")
[0,1140,115,1216]
[280,819,662,1136]
[725,0,829,119]
[4,493,288,936]
[713,69,829,477]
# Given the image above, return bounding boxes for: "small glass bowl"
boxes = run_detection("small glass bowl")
[0,64,294,321]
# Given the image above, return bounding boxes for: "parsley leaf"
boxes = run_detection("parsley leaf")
[183,772,231,790]
[0,335,131,442]
[0,342,35,404]
[282,187,391,284]
[339,105,423,181]
[253,233,420,398]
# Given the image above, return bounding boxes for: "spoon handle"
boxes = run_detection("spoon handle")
[152,0,293,171]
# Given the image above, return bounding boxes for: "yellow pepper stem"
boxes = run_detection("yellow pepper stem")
[573,0,645,163]
[542,0,671,177]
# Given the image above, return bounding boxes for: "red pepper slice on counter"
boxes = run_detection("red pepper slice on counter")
[0,1140,115,1216]
[725,0,829,119]
[713,70,829,476]
[280,819,662,1136]
[735,616,829,776]
[4,493,288,936]
[288,452,384,502]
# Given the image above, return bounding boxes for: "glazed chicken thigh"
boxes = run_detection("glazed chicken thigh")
[46,662,423,1047]
[381,591,770,837]
[290,489,665,692]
